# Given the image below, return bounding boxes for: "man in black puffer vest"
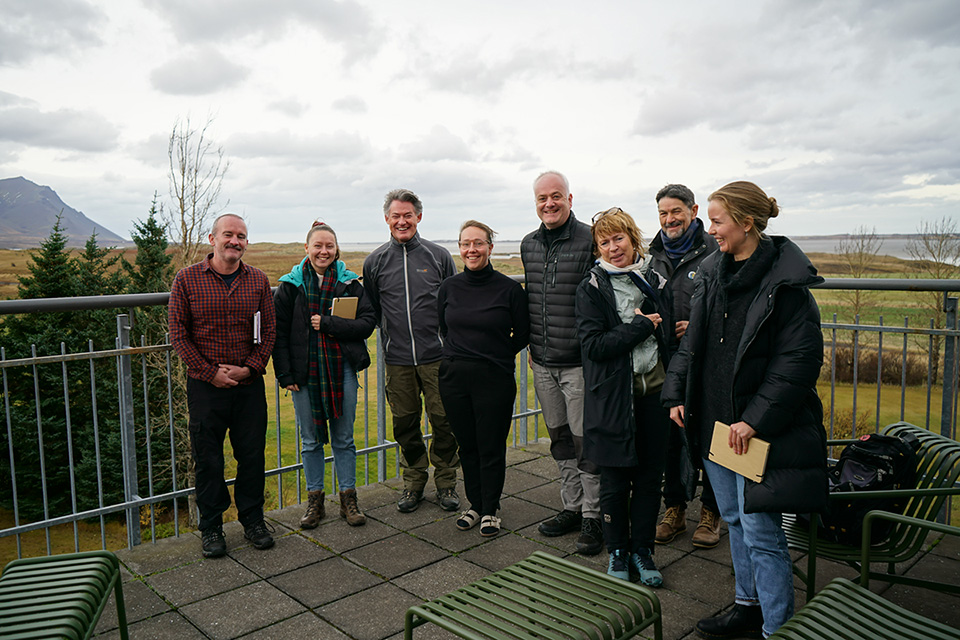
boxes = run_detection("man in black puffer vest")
[521,171,602,555]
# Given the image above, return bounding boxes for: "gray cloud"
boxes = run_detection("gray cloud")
[150,47,250,95]
[268,98,309,117]
[0,104,118,152]
[332,95,368,114]
[396,126,473,163]
[227,129,374,165]
[0,0,102,66]
[143,0,381,62]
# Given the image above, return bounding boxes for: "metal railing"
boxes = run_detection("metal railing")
[0,278,958,560]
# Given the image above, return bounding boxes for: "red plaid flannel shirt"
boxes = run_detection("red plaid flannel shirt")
[168,254,276,383]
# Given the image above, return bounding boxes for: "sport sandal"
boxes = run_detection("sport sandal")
[457,509,480,531]
[480,515,501,537]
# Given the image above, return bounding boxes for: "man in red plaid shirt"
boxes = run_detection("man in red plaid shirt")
[169,213,277,558]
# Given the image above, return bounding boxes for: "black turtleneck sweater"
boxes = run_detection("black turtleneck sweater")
[438,262,530,371]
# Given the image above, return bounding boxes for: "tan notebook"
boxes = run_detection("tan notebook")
[331,297,358,319]
[708,421,770,482]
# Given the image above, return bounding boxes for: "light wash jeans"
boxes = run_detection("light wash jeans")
[704,458,794,636]
[291,361,359,492]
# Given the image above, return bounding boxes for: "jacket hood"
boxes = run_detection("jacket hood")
[700,235,823,291]
[279,257,359,287]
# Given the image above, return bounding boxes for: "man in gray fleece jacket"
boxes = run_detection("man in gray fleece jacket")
[362,188,461,513]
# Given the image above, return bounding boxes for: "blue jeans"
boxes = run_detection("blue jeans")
[291,361,359,492]
[704,458,794,636]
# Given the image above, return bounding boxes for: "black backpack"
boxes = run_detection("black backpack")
[819,432,921,546]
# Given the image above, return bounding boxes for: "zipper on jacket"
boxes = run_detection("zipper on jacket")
[402,244,418,366]
[729,286,781,414]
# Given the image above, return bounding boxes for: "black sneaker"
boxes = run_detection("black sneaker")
[436,487,460,511]
[576,517,603,555]
[695,604,763,639]
[201,526,226,558]
[538,509,582,537]
[397,489,424,513]
[243,520,276,550]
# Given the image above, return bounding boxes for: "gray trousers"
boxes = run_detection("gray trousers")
[531,362,601,519]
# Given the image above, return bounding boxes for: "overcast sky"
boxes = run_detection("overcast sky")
[2,0,959,244]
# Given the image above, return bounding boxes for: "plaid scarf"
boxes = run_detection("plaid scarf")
[304,262,344,441]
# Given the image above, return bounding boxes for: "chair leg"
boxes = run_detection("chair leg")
[114,577,129,640]
[806,515,819,601]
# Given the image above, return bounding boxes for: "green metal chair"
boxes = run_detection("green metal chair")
[0,549,129,639]
[768,577,960,640]
[783,421,960,601]
[405,551,663,640]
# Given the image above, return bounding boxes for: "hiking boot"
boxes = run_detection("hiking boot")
[630,548,663,588]
[692,506,722,549]
[538,509,582,537]
[575,517,603,555]
[243,520,276,550]
[300,490,325,529]
[397,489,424,513]
[695,604,763,639]
[339,488,366,526]
[607,548,630,581]
[436,487,461,511]
[655,505,687,544]
[201,526,226,558]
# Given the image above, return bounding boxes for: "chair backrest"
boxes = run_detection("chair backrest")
[881,422,960,550]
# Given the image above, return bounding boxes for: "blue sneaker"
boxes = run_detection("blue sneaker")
[607,549,630,581]
[630,549,663,587]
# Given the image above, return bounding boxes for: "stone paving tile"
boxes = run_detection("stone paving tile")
[300,513,398,554]
[511,455,561,479]
[499,495,556,531]
[392,556,491,601]
[505,445,546,465]
[240,611,351,639]
[269,555,383,608]
[115,530,205,575]
[180,580,306,640]
[144,555,260,607]
[355,481,410,510]
[459,532,559,572]
[344,532,448,579]
[886,582,960,629]
[512,481,564,511]
[655,587,717,640]
[317,582,422,640]
[367,496,451,530]
[408,516,491,554]
[929,531,959,558]
[230,530,331,577]
[94,577,173,634]
[515,520,582,555]
[96,611,207,640]
[501,467,551,495]
[657,533,732,568]
[659,555,737,607]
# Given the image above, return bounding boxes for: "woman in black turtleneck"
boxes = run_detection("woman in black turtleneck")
[438,220,529,537]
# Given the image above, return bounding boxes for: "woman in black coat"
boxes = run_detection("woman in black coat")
[661,182,826,639]
[575,207,670,587]
[273,221,377,530]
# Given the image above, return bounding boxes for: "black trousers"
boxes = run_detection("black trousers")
[187,376,267,531]
[439,358,516,516]
[599,392,670,553]
[662,423,718,512]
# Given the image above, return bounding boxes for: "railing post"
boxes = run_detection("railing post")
[116,314,141,546]
[941,295,957,442]
[376,330,387,482]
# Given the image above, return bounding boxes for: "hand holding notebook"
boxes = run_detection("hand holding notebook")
[708,421,770,483]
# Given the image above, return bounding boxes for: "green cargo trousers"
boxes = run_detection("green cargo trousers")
[384,362,460,491]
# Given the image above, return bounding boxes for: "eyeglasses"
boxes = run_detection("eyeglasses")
[458,240,489,249]
[592,207,624,223]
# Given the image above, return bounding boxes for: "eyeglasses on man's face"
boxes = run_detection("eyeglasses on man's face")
[458,240,490,249]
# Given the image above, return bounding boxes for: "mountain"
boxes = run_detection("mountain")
[0,176,129,248]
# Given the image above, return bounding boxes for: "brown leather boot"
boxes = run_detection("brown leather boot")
[655,505,687,544]
[299,490,325,529]
[692,506,722,549]
[339,488,366,526]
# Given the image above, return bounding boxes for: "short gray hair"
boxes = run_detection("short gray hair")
[655,184,696,209]
[383,188,423,216]
[211,213,246,235]
[533,171,570,194]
